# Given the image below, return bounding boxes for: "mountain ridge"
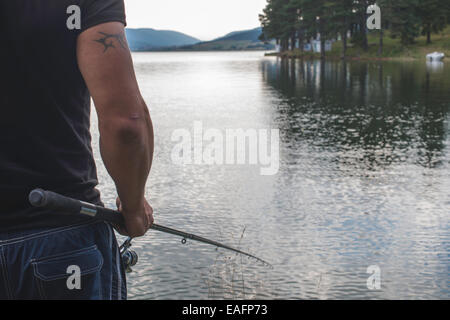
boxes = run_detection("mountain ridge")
[125,28,200,51]
[125,27,274,51]
[178,27,274,51]
[213,27,264,42]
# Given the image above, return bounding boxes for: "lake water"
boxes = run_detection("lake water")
[91,51,449,300]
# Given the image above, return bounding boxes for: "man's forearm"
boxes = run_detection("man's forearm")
[99,104,154,216]
[76,22,155,236]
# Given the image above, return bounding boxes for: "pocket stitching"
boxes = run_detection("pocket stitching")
[32,246,104,281]
[30,244,98,264]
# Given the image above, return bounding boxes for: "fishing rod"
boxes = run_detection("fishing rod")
[28,189,272,271]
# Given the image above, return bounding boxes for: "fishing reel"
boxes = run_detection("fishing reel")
[119,237,138,273]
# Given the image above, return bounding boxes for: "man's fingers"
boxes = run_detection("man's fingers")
[147,203,154,228]
[112,223,128,236]
[116,197,123,211]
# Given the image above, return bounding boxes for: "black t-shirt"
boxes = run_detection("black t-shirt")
[0,0,126,231]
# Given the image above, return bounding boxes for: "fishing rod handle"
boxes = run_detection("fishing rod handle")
[29,189,125,227]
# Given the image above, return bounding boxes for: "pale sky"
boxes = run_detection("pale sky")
[124,0,267,41]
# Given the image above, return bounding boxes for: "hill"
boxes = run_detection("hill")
[178,27,275,51]
[214,27,265,42]
[125,28,200,51]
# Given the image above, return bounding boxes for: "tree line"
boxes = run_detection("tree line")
[259,0,450,58]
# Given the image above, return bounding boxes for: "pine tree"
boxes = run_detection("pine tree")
[417,0,447,44]
[377,0,393,56]
[351,0,369,51]
[300,0,336,59]
[260,0,283,49]
[281,0,301,51]
[386,0,421,45]
[289,0,306,52]
[328,0,355,58]
[260,0,295,52]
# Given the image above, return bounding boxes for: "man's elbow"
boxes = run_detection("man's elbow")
[101,116,149,146]
[118,121,146,145]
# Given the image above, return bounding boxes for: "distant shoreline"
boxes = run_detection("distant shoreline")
[264,51,416,61]
[130,48,271,53]
[264,29,450,62]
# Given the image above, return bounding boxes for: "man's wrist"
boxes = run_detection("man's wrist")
[120,195,145,211]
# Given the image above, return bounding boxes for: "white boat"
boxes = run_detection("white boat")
[426,52,445,61]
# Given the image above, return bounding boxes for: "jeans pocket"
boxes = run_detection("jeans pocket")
[32,245,104,300]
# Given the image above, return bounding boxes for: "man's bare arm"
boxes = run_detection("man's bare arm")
[77,22,154,237]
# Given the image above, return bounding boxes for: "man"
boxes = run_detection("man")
[0,0,154,299]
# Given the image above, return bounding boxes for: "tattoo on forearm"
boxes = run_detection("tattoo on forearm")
[93,32,126,53]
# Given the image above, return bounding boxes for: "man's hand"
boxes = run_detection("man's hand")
[115,197,154,238]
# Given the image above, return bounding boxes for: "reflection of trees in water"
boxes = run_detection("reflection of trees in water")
[261,58,449,169]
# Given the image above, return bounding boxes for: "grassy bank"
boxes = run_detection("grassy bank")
[268,28,450,61]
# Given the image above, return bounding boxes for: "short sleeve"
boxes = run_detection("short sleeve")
[80,0,127,32]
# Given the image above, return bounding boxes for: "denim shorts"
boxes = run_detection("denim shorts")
[0,221,127,300]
